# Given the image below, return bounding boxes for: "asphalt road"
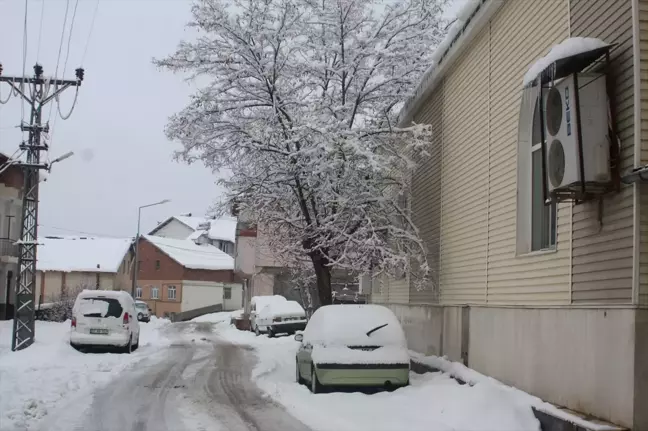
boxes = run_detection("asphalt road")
[76,322,311,431]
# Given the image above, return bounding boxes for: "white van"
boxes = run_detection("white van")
[255,300,307,337]
[250,295,287,333]
[70,290,140,353]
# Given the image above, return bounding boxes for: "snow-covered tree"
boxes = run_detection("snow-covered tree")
[155,0,446,307]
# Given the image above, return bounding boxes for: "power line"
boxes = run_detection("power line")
[38,224,124,238]
[21,0,29,124]
[48,0,71,125]
[35,0,46,62]
[61,0,81,82]
[81,0,101,65]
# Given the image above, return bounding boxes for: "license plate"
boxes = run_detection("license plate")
[90,328,109,335]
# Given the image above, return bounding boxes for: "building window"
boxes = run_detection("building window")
[155,260,160,270]
[167,285,177,300]
[516,88,557,254]
[224,287,232,299]
[151,286,159,299]
[530,102,557,251]
[135,286,142,299]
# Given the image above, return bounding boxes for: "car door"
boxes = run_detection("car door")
[298,340,313,377]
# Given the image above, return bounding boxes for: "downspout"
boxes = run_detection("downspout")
[632,0,641,305]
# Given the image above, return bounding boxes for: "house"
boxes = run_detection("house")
[373,0,648,429]
[0,153,23,320]
[149,214,237,256]
[35,236,134,304]
[135,235,242,319]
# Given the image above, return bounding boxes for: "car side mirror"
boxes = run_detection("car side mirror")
[294,333,303,342]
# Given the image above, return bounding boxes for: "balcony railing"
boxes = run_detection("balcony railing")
[0,239,20,258]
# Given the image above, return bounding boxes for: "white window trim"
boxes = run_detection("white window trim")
[135,286,142,299]
[516,86,558,256]
[167,286,177,300]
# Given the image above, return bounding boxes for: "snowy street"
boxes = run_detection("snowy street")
[0,313,544,431]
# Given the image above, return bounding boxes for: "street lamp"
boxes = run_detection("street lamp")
[131,199,171,296]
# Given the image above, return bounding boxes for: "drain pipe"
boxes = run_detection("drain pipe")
[630,0,642,304]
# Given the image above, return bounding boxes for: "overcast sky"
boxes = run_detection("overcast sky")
[0,0,461,239]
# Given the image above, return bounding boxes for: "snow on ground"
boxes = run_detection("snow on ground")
[0,317,171,431]
[204,313,541,431]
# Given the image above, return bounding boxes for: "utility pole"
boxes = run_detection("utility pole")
[0,63,84,351]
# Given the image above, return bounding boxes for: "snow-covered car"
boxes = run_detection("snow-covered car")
[135,300,151,322]
[295,304,410,393]
[255,300,307,337]
[250,295,287,333]
[70,290,140,353]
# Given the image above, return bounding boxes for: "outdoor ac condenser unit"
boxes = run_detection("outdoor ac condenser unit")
[544,73,610,192]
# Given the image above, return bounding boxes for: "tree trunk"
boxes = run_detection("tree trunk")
[311,255,332,307]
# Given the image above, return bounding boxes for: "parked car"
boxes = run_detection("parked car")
[255,300,307,337]
[70,290,140,353]
[295,304,410,393]
[135,300,151,322]
[250,295,287,333]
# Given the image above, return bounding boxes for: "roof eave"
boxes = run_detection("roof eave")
[398,0,504,127]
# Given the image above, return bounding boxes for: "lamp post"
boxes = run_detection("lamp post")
[131,199,170,297]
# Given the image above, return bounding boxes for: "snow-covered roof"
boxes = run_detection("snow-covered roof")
[303,304,407,347]
[142,235,234,271]
[151,215,237,243]
[36,236,132,273]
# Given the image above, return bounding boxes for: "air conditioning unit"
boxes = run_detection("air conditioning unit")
[544,73,610,193]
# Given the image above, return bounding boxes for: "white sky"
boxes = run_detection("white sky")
[0,0,463,239]
[0,0,222,238]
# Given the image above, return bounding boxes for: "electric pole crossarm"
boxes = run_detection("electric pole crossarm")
[0,77,80,87]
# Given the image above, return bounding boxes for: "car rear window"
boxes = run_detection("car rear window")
[78,298,123,318]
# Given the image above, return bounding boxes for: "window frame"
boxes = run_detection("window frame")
[167,285,177,301]
[151,286,159,300]
[223,287,232,300]
[516,86,558,256]
[135,286,142,299]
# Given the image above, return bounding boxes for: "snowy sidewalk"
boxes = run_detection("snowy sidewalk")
[0,317,172,431]
[194,312,541,431]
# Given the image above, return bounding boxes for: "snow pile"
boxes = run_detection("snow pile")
[259,300,305,319]
[191,311,237,323]
[0,318,171,430]
[303,304,406,347]
[37,236,132,273]
[212,314,540,431]
[410,353,621,431]
[522,37,609,86]
[251,294,287,310]
[143,235,234,270]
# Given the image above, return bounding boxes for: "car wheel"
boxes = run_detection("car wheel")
[123,335,133,354]
[138,313,144,321]
[255,326,261,336]
[268,330,274,338]
[310,366,322,394]
[133,334,140,351]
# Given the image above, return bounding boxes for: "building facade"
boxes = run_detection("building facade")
[137,235,242,319]
[371,0,648,429]
[0,154,22,319]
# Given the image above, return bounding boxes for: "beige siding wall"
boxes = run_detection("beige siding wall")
[639,1,648,305]
[409,87,443,304]
[569,0,635,304]
[486,0,571,305]
[438,26,490,305]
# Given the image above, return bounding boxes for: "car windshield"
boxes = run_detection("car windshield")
[78,298,123,318]
[135,303,147,309]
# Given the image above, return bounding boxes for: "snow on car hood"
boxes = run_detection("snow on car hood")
[311,345,410,365]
